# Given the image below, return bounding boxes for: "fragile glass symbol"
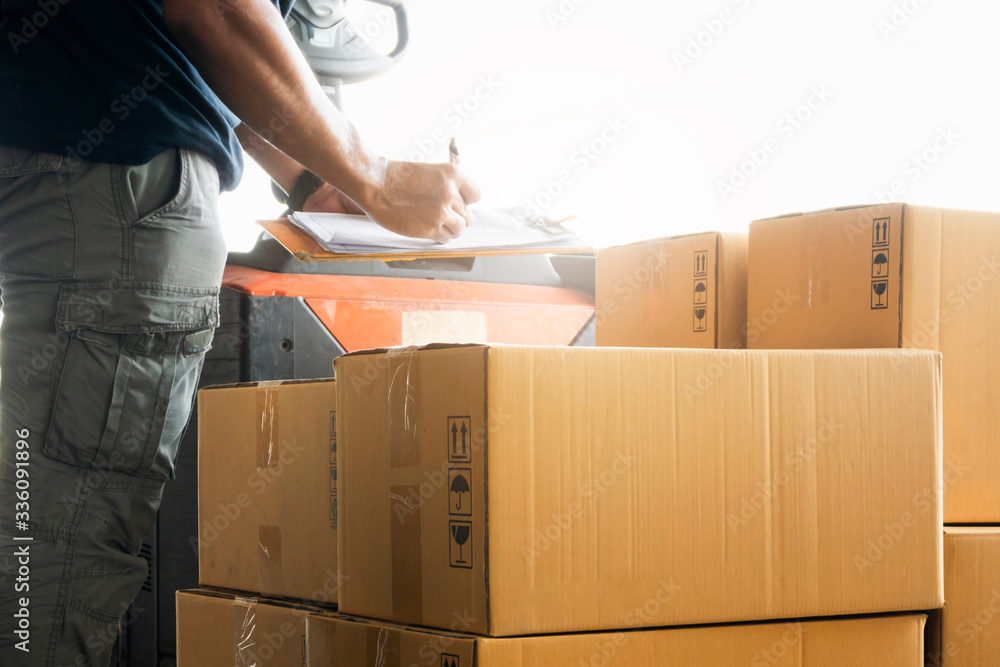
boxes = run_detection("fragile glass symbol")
[450,474,470,510]
[451,523,471,564]
[872,281,887,306]
[695,308,706,323]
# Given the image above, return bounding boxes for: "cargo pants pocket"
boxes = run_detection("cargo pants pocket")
[42,285,219,480]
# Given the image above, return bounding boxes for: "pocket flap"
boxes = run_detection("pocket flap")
[56,282,219,333]
[0,146,64,177]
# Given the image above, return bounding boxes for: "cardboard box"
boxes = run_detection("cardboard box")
[596,232,748,348]
[307,612,927,667]
[198,379,340,603]
[747,204,1000,522]
[176,589,312,667]
[938,527,1000,666]
[335,344,943,636]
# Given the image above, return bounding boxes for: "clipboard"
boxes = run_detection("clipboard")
[258,218,595,263]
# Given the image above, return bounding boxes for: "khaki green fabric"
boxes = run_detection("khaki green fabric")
[0,146,226,666]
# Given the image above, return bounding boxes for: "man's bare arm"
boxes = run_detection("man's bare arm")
[236,123,364,215]
[164,0,479,241]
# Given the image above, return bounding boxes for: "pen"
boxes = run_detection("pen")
[449,137,460,165]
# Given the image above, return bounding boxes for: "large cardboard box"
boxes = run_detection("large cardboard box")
[335,344,943,636]
[307,612,927,667]
[176,590,312,666]
[938,527,1000,666]
[747,204,1000,522]
[595,232,748,348]
[198,379,340,603]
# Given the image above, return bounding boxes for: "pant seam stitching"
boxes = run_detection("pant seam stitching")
[45,484,91,665]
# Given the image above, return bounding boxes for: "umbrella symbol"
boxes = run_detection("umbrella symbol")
[873,252,888,276]
[694,281,707,303]
[450,474,470,511]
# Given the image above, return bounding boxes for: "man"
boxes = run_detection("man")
[0,1,480,664]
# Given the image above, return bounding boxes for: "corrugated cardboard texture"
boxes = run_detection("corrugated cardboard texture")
[336,345,943,636]
[175,590,310,667]
[941,527,1000,666]
[747,204,904,348]
[748,204,1000,522]
[198,379,340,603]
[307,612,926,666]
[595,232,748,349]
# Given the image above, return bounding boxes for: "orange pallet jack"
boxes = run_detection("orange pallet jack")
[126,235,595,666]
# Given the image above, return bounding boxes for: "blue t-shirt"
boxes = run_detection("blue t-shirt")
[0,0,294,191]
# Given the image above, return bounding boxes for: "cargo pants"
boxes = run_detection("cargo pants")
[0,145,227,667]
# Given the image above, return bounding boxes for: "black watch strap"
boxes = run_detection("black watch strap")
[285,170,325,212]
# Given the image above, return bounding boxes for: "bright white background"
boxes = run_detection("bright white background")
[219,0,1000,251]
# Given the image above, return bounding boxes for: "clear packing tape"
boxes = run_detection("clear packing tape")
[385,347,425,623]
[256,380,285,596]
[234,597,258,666]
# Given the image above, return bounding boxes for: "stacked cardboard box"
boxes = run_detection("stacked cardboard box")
[327,344,941,664]
[176,379,343,665]
[175,589,929,666]
[196,378,341,605]
[306,611,927,666]
[176,589,314,666]
[940,528,1000,666]
[595,232,748,348]
[746,203,1000,665]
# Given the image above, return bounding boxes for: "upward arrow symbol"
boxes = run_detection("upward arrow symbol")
[460,422,468,454]
[451,423,458,454]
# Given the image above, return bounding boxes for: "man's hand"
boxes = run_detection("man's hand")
[361,161,481,242]
[302,181,365,216]
[164,0,480,243]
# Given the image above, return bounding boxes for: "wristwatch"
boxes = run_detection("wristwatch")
[284,169,325,213]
